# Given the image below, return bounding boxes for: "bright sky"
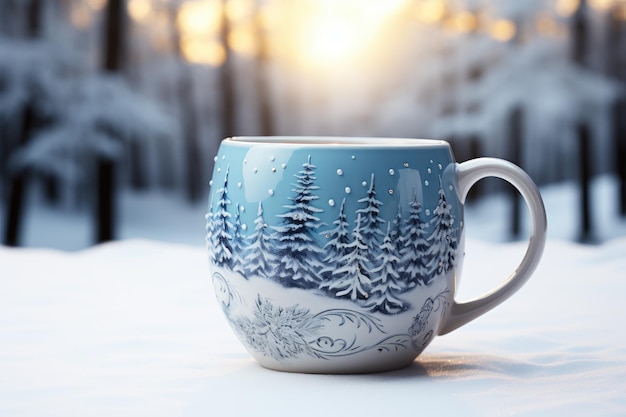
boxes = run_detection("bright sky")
[115,0,626,67]
[291,0,409,68]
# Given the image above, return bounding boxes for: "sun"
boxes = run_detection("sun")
[300,16,356,67]
[290,0,408,69]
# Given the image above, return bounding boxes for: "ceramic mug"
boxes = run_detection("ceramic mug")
[206,137,547,374]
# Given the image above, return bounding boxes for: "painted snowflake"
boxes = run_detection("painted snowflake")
[232,297,322,360]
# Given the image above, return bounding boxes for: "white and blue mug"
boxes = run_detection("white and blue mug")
[206,137,547,373]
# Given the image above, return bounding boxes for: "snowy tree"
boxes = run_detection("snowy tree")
[425,184,458,284]
[365,223,407,314]
[429,2,620,185]
[244,202,276,279]
[230,204,247,276]
[209,166,234,268]
[356,173,386,266]
[271,155,325,287]
[326,214,372,301]
[399,197,430,287]
[0,0,179,246]
[0,2,66,246]
[20,75,175,242]
[205,209,216,261]
[11,76,174,173]
[319,198,351,285]
[389,205,404,255]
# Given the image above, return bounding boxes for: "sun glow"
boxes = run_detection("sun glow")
[292,0,408,69]
[299,16,356,66]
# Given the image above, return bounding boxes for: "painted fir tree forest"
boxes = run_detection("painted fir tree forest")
[206,156,458,315]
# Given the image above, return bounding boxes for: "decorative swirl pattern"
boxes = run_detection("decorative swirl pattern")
[212,272,241,315]
[212,271,450,361]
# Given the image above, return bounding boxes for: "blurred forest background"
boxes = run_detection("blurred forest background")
[0,0,625,250]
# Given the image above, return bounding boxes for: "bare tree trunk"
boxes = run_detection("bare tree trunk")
[613,98,626,216]
[25,0,41,37]
[509,107,523,239]
[577,123,594,243]
[179,73,203,202]
[2,0,41,247]
[572,0,588,67]
[102,0,125,72]
[96,0,126,243]
[3,105,35,246]
[607,9,626,216]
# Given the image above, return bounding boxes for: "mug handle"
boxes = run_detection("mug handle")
[438,158,547,335]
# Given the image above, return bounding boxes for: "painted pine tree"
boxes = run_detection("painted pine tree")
[320,198,351,286]
[326,214,372,301]
[356,173,385,267]
[244,202,275,279]
[425,184,458,284]
[365,223,407,314]
[399,198,430,287]
[389,205,404,257]
[271,155,325,288]
[210,166,234,267]
[205,209,216,262]
[230,204,247,275]
[390,206,402,241]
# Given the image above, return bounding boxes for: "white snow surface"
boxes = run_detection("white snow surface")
[1,235,625,416]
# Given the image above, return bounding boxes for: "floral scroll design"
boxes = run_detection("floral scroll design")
[212,272,449,361]
[408,289,450,349]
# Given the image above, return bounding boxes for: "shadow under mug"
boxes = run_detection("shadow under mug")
[206,137,547,374]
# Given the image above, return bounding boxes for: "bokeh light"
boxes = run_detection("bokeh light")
[127,0,153,23]
[489,19,516,42]
[180,36,226,66]
[555,0,581,17]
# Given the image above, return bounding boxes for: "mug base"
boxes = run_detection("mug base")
[255,356,417,374]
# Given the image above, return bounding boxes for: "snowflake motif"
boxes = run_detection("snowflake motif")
[234,297,318,360]
[213,276,451,362]
[228,296,396,360]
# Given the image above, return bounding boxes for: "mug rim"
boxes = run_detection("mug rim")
[226,136,449,148]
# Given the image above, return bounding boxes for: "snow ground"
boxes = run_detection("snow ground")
[1,233,625,416]
[1,175,625,251]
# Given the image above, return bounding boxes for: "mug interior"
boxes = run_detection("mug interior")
[227,136,448,147]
